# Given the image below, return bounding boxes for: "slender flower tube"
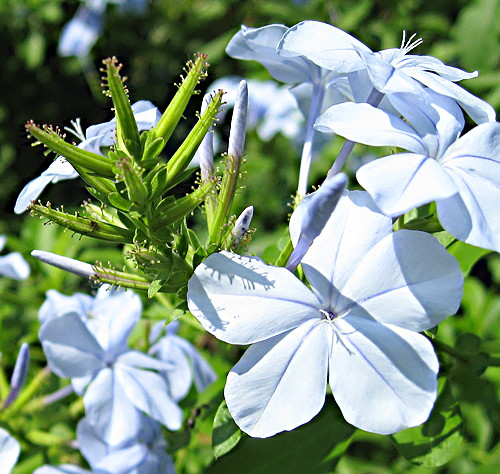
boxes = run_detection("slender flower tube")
[227,80,248,159]
[197,94,215,181]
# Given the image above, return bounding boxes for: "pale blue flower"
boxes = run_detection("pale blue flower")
[149,321,217,402]
[34,466,88,474]
[316,90,500,251]
[0,235,30,280]
[0,428,20,474]
[188,191,463,437]
[282,21,495,125]
[58,0,147,59]
[15,101,161,214]
[39,287,183,446]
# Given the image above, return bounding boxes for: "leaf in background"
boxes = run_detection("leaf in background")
[207,402,355,473]
[212,400,242,458]
[392,377,463,467]
[447,240,491,276]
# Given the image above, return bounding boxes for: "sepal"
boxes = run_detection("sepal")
[29,202,135,243]
[101,57,141,158]
[153,53,209,144]
[25,121,115,178]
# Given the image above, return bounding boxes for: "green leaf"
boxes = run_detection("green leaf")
[212,400,242,458]
[148,278,164,299]
[207,402,355,473]
[392,377,463,467]
[447,240,491,276]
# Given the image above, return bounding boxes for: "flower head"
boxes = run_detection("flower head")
[187,191,463,437]
[39,287,182,445]
[316,90,500,251]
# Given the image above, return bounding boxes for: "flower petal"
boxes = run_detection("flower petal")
[188,251,321,344]
[277,20,368,73]
[406,69,496,124]
[356,153,458,216]
[316,103,428,154]
[338,230,463,331]
[438,122,500,251]
[0,427,20,473]
[330,317,439,434]
[116,365,183,431]
[39,313,104,379]
[225,319,331,438]
[291,191,392,308]
[0,252,31,280]
[84,367,142,446]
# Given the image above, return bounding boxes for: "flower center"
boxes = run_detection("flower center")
[397,31,423,59]
[319,308,337,322]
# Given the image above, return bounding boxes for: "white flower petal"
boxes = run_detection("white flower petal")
[225,319,331,438]
[330,317,439,434]
[0,252,31,280]
[188,251,321,344]
[117,365,183,431]
[316,103,428,154]
[356,153,458,216]
[291,191,392,308]
[339,230,463,331]
[438,122,500,251]
[40,313,104,379]
[406,69,496,124]
[277,20,367,73]
[14,175,55,214]
[0,427,20,473]
[84,367,142,446]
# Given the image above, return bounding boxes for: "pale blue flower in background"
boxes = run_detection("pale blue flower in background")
[15,101,161,214]
[188,191,463,438]
[77,416,175,473]
[149,321,217,402]
[0,235,30,280]
[34,466,88,474]
[316,90,500,252]
[58,0,147,59]
[39,287,183,446]
[0,427,20,474]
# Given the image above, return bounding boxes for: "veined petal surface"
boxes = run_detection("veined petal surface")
[316,103,428,154]
[356,153,458,216]
[291,191,392,308]
[329,317,439,434]
[188,251,322,344]
[338,230,463,331]
[225,319,331,438]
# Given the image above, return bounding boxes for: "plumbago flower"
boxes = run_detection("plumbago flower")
[188,190,463,437]
[39,286,183,446]
[0,235,30,280]
[316,89,500,252]
[14,100,161,214]
[280,20,496,125]
[149,321,217,402]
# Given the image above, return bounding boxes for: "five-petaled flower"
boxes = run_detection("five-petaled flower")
[188,190,463,437]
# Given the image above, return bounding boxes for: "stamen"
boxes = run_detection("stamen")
[399,30,423,56]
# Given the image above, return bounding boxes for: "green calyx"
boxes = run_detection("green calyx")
[25,122,115,178]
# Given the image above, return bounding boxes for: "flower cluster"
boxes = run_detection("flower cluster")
[37,286,215,472]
